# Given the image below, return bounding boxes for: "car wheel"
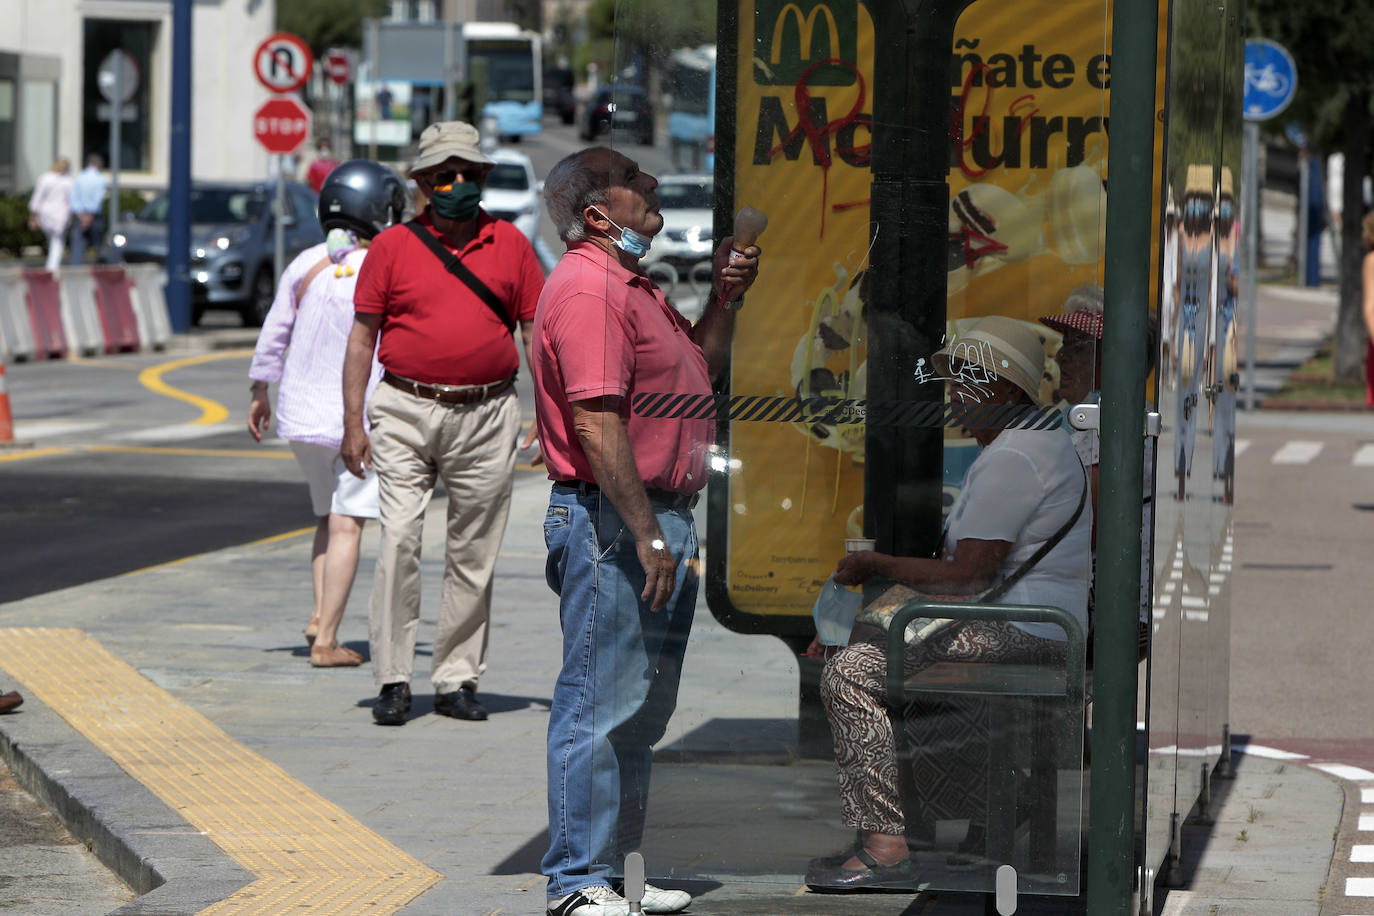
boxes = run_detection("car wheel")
[190,301,206,327]
[242,267,274,327]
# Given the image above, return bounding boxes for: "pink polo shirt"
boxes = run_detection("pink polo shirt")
[533,242,714,493]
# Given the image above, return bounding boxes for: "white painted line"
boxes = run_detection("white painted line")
[1347,877,1374,896]
[1358,814,1374,832]
[1351,845,1374,863]
[1363,788,1374,804]
[1234,439,1250,457]
[1355,444,1374,467]
[117,424,232,443]
[1236,744,1308,760]
[1313,764,1374,781]
[11,420,108,439]
[1273,440,1323,464]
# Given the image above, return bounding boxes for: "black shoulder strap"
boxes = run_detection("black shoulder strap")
[403,220,515,335]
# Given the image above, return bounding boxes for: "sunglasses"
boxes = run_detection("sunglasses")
[428,167,486,189]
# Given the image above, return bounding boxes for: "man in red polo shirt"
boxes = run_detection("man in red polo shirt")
[533,147,759,916]
[341,121,543,726]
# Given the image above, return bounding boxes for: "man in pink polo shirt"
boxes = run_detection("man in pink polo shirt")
[532,147,760,916]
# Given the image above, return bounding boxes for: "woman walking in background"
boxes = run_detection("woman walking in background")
[28,157,72,271]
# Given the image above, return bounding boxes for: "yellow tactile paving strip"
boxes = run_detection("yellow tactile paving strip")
[0,628,442,915]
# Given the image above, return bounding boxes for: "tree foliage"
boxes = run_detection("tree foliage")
[277,0,389,58]
[1249,0,1374,380]
[585,0,716,81]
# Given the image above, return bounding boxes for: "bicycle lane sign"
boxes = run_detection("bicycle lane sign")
[1244,38,1297,121]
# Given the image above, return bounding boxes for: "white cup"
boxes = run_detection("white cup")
[845,537,876,553]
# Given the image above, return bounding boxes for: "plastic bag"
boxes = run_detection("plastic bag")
[811,575,864,646]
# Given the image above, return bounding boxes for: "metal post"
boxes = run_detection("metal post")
[1243,122,1260,410]
[166,0,192,333]
[108,64,121,236]
[274,163,285,285]
[1296,145,1309,287]
[1088,0,1157,910]
[368,19,381,162]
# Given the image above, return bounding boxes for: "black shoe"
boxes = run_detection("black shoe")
[434,686,488,721]
[804,849,919,893]
[372,682,411,726]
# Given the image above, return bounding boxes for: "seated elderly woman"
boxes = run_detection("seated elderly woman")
[805,315,1092,892]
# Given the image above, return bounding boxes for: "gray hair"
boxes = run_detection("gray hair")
[544,147,613,243]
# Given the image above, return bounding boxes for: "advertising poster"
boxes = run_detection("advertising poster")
[720,0,1165,621]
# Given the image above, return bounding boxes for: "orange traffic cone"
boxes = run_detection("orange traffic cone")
[0,355,13,444]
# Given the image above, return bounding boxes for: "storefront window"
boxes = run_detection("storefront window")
[83,19,156,172]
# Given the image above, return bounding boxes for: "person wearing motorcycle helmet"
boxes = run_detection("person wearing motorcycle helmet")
[246,159,404,668]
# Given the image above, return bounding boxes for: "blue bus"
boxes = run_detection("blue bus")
[667,44,715,172]
[464,22,543,141]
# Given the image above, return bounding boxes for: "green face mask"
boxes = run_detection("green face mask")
[430,181,482,222]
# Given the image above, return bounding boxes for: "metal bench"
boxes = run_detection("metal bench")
[884,602,1087,896]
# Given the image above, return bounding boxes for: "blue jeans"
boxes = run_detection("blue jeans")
[541,483,699,897]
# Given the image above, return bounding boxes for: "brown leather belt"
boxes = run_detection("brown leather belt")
[382,370,515,405]
[554,479,700,511]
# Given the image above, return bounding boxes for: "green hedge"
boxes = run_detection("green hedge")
[0,189,150,257]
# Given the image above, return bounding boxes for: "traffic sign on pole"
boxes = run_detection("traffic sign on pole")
[324,50,352,86]
[253,32,313,93]
[253,97,312,155]
[1243,38,1297,121]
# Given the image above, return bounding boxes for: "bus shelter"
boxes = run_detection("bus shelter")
[554,0,1240,910]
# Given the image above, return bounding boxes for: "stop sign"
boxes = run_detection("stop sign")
[324,51,351,86]
[254,97,311,155]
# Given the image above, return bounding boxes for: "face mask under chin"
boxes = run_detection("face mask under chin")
[594,208,652,259]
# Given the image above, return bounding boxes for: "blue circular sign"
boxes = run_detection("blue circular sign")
[1244,39,1297,121]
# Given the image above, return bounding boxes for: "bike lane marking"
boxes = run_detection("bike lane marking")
[0,628,442,915]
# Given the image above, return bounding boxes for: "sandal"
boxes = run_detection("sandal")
[804,849,920,893]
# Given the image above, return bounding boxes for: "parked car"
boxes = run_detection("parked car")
[544,66,576,125]
[581,85,655,146]
[481,148,542,245]
[100,181,323,326]
[641,173,713,270]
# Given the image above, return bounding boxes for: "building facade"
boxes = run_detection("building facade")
[0,0,276,193]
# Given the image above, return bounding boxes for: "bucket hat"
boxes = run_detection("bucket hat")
[408,121,494,177]
[933,315,1047,406]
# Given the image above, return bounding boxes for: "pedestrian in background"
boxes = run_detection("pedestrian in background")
[341,121,543,726]
[28,156,72,271]
[249,161,407,667]
[533,146,759,916]
[306,142,340,193]
[68,153,108,266]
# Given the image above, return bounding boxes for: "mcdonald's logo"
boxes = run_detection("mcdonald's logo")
[754,0,857,86]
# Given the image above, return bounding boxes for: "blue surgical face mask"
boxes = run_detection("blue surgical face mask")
[594,209,652,259]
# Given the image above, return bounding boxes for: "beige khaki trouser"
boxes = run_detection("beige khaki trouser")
[366,380,521,693]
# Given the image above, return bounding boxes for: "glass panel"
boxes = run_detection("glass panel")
[19,80,57,190]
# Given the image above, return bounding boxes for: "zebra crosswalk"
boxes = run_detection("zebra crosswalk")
[1234,438,1374,466]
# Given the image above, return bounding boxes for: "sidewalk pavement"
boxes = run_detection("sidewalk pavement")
[0,280,1348,915]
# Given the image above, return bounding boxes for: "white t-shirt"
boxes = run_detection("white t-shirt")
[944,427,1092,640]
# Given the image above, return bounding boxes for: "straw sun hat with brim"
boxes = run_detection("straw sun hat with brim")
[407,121,494,177]
[932,315,1048,407]
[1038,284,1104,341]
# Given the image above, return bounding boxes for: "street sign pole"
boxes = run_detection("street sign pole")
[109,68,121,235]
[275,162,285,286]
[1241,38,1298,410]
[168,0,193,333]
[1244,121,1260,410]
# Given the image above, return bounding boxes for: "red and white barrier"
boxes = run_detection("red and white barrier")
[0,264,172,361]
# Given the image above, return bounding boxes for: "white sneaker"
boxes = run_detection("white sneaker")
[634,882,692,914]
[546,884,630,916]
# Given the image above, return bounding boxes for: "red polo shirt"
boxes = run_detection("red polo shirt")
[354,209,543,385]
[533,242,714,493]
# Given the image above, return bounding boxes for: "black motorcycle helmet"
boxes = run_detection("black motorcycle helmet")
[317,160,407,239]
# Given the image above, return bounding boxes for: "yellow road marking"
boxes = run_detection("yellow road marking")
[0,628,443,915]
[137,350,251,426]
[119,525,315,577]
[0,446,73,463]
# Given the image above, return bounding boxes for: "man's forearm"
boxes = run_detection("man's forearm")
[574,404,660,544]
[342,318,379,426]
[691,294,736,382]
